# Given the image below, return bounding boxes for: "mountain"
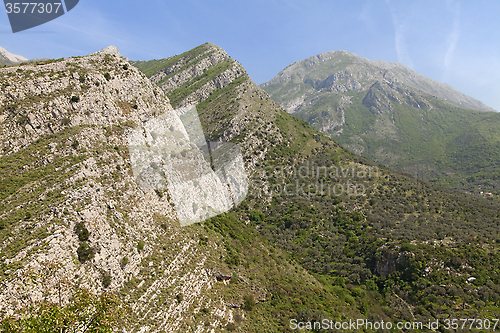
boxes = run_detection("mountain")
[0,46,28,66]
[0,47,261,332]
[0,44,360,332]
[134,43,500,329]
[261,50,500,196]
[2,43,500,332]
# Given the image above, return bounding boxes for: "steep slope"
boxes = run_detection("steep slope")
[0,48,294,332]
[136,43,500,331]
[0,45,371,332]
[261,50,500,196]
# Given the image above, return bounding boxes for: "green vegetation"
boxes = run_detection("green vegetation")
[0,288,128,332]
[5,43,500,332]
[74,222,89,242]
[200,131,500,329]
[131,42,215,78]
[102,271,112,288]
[77,242,95,263]
[120,256,129,268]
[262,53,500,198]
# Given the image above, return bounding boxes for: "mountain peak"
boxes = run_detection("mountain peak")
[92,46,127,60]
[265,50,494,112]
[0,46,28,64]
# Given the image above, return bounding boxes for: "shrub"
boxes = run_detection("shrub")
[71,96,80,103]
[120,256,129,268]
[199,235,208,246]
[0,287,128,331]
[137,240,145,252]
[16,115,28,125]
[104,72,111,81]
[249,210,263,223]
[102,271,112,288]
[74,222,89,242]
[175,294,183,303]
[242,294,255,311]
[71,140,79,149]
[61,117,71,126]
[77,242,95,263]
[234,313,243,323]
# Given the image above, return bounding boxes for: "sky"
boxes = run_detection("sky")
[1,0,499,111]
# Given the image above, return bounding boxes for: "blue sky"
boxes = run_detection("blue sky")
[1,0,499,111]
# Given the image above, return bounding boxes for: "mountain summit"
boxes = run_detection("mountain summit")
[0,46,28,65]
[92,45,128,60]
[261,50,500,194]
[262,50,494,113]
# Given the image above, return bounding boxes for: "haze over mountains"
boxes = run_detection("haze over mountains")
[261,50,500,196]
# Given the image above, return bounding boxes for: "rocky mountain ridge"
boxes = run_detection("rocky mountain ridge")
[0,44,356,332]
[0,46,264,332]
[261,50,500,195]
[4,43,500,332]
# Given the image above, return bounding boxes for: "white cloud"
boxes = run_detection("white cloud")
[386,0,414,69]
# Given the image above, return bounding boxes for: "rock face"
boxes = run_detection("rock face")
[0,47,259,332]
[92,45,128,61]
[261,50,500,194]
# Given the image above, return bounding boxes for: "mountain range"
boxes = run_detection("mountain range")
[261,50,500,196]
[1,43,500,332]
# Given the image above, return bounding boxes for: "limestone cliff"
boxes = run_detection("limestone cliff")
[0,47,257,332]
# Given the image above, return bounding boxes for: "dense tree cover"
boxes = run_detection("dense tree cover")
[234,149,500,327]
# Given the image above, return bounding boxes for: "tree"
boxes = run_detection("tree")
[242,294,256,311]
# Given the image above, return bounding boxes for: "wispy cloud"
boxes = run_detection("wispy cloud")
[385,0,414,69]
[443,0,461,80]
[358,1,374,30]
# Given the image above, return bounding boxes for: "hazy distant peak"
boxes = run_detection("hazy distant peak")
[0,46,28,63]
